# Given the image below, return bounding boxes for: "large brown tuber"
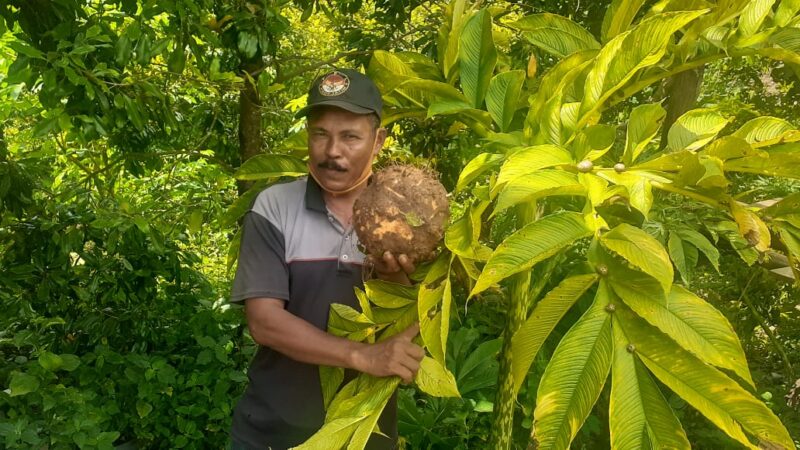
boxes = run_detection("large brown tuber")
[353,165,449,263]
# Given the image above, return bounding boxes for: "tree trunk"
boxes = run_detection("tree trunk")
[238,59,264,195]
[659,65,706,149]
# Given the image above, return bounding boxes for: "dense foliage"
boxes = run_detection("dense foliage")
[1,0,799,449]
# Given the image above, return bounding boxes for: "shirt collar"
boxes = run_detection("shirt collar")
[305,176,327,213]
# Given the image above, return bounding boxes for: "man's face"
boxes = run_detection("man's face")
[307,106,385,193]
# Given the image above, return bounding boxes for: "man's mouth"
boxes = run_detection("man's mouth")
[318,161,347,172]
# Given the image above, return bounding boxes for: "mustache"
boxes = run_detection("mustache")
[317,160,347,172]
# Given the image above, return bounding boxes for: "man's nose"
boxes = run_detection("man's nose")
[324,136,344,157]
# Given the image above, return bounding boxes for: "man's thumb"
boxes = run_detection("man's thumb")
[400,322,420,339]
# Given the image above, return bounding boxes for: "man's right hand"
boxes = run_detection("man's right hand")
[350,323,424,384]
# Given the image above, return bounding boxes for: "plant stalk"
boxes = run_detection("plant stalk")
[490,204,536,449]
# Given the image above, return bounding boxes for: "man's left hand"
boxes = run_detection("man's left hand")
[368,251,415,285]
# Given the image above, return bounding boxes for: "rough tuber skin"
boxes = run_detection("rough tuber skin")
[353,165,449,263]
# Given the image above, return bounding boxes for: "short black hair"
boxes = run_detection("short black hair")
[307,106,381,130]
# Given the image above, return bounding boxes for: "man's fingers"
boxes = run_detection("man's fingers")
[381,251,400,272]
[397,322,420,340]
[397,254,415,274]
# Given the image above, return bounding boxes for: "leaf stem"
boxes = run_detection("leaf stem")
[738,272,795,380]
[650,181,724,208]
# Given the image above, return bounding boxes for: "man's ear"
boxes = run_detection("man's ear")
[373,127,388,156]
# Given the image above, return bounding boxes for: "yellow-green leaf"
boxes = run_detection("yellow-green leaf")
[616,308,795,450]
[623,103,666,165]
[494,170,584,214]
[514,13,600,58]
[533,285,613,450]
[460,9,497,108]
[610,314,690,450]
[455,153,504,192]
[494,145,574,192]
[736,0,775,37]
[415,356,461,398]
[732,116,797,147]
[471,212,592,296]
[600,224,674,293]
[486,70,525,132]
[510,273,599,395]
[234,154,307,181]
[667,108,730,151]
[731,201,771,252]
[601,0,647,42]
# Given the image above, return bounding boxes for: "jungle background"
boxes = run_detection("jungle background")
[0,0,798,448]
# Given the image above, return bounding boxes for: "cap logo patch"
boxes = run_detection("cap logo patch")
[319,71,350,96]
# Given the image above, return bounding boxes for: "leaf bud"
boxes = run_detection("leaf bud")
[595,264,609,276]
[427,309,438,319]
[626,344,636,353]
[614,163,626,173]
[577,160,594,173]
[605,304,616,313]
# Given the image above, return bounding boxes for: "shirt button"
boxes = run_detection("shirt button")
[342,254,349,261]
[328,216,334,222]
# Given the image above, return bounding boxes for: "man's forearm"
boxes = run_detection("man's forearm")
[247,301,362,369]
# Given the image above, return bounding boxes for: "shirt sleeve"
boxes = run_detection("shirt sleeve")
[230,211,290,304]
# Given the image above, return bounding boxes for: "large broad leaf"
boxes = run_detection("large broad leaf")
[510,273,599,395]
[732,116,797,146]
[612,282,754,388]
[667,108,730,151]
[415,356,461,398]
[459,9,497,108]
[494,170,584,214]
[595,171,654,218]
[455,152,504,192]
[445,199,493,260]
[486,70,525,132]
[775,0,800,27]
[601,0,646,43]
[599,224,674,293]
[736,0,775,37]
[532,285,613,450]
[616,308,795,450]
[368,50,419,97]
[233,154,307,180]
[494,145,574,192]
[623,103,666,165]
[725,143,800,179]
[668,231,700,283]
[399,79,472,116]
[579,11,706,123]
[514,13,601,58]
[610,314,690,450]
[471,212,592,296]
[672,227,720,272]
[437,0,472,82]
[418,255,451,364]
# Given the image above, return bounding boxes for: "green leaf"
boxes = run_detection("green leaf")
[455,153,503,192]
[321,366,344,410]
[580,11,706,122]
[445,200,493,260]
[514,14,601,58]
[234,154,307,181]
[672,227,720,272]
[459,9,497,108]
[60,354,81,371]
[415,356,461,398]
[364,280,417,309]
[613,282,754,388]
[399,79,472,115]
[471,212,592,296]
[775,0,800,27]
[8,40,45,59]
[419,254,451,363]
[38,351,63,371]
[486,70,525,132]
[533,285,613,450]
[137,400,153,418]
[601,0,647,43]
[9,372,39,397]
[600,224,674,293]
[368,50,419,97]
[724,145,800,179]
[295,416,364,449]
[623,103,666,165]
[667,108,730,151]
[616,307,795,450]
[511,274,599,395]
[494,145,574,192]
[596,171,654,218]
[731,116,798,147]
[494,170,584,214]
[668,232,698,284]
[610,316,691,450]
[736,0,775,37]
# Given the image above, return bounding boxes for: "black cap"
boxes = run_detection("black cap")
[295,68,382,120]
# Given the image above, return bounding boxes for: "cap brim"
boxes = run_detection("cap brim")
[295,100,377,119]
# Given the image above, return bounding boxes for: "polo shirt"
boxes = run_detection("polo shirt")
[230,176,397,450]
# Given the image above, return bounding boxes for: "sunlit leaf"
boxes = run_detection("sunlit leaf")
[510,274,599,395]
[486,70,525,132]
[599,224,673,293]
[471,212,592,296]
[601,0,647,43]
[623,103,666,165]
[415,356,461,398]
[459,9,497,108]
[514,14,600,58]
[667,108,730,151]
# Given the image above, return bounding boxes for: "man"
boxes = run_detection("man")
[230,68,424,450]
